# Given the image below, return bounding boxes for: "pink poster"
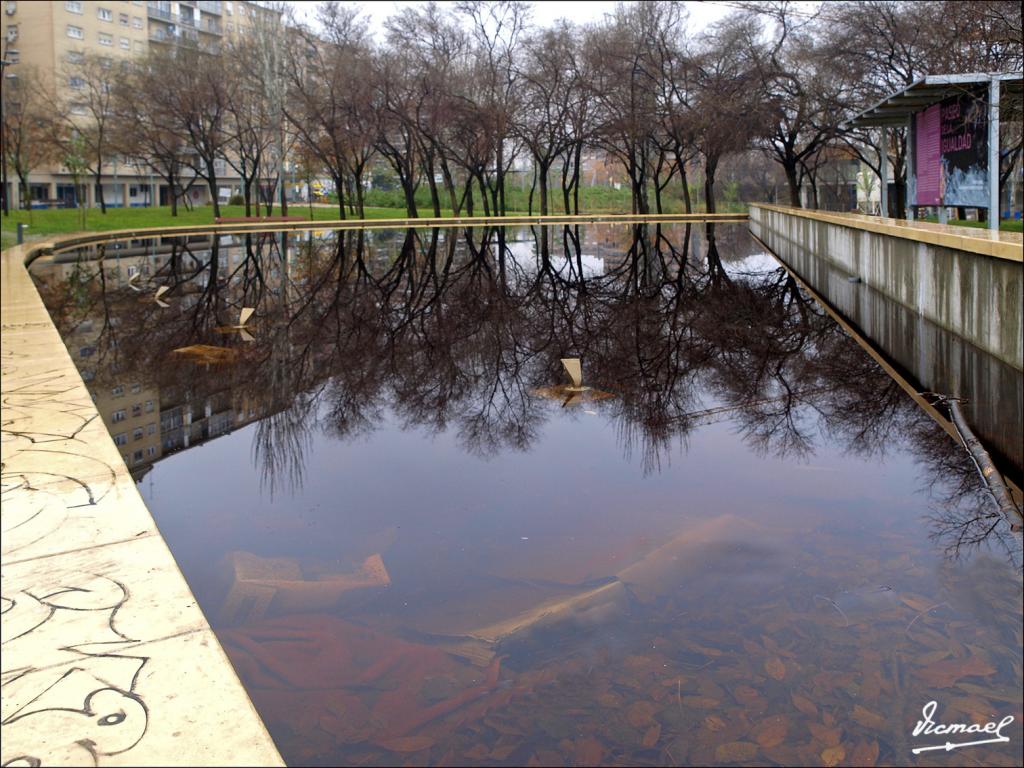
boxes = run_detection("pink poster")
[916,105,941,205]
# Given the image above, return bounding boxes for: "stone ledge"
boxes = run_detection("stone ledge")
[1,241,284,766]
[750,203,1023,263]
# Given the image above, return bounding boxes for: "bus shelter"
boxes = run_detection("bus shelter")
[845,73,1022,230]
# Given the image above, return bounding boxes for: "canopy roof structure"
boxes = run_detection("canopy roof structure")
[846,73,1023,128]
[843,72,1022,228]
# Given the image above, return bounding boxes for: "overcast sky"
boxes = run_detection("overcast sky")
[287,1,741,38]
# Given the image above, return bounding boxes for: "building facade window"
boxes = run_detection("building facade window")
[99,32,113,46]
[145,400,155,413]
[66,24,84,39]
[132,404,142,417]
[131,383,141,393]
[79,346,94,358]
[97,7,112,22]
[146,446,157,457]
[133,427,144,441]
[132,16,142,28]
[111,385,124,397]
[112,410,127,423]
[69,76,84,89]
[114,433,127,446]
[119,12,129,25]
[147,423,156,435]
[119,37,129,49]
[67,50,85,63]
[65,0,82,13]
[70,103,88,115]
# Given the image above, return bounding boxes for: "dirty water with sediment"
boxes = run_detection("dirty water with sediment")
[31,223,1023,766]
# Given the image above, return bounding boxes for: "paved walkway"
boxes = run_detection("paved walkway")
[1,240,283,766]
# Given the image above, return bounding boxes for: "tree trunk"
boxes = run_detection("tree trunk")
[539,160,549,216]
[18,172,30,213]
[784,160,801,207]
[207,160,221,218]
[354,169,366,218]
[679,161,692,214]
[334,173,346,220]
[95,171,106,214]
[426,160,442,217]
[440,160,458,215]
[478,174,490,216]
[496,142,505,215]
[280,166,288,215]
[169,170,178,216]
[572,144,581,214]
[527,162,536,215]
[704,156,717,214]
[561,158,571,214]
[401,175,418,218]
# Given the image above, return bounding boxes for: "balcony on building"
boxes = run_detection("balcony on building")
[197,1,222,14]
[147,2,173,22]
[199,17,222,35]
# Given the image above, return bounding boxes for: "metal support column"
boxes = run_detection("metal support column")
[879,127,889,217]
[906,115,916,220]
[989,77,1000,232]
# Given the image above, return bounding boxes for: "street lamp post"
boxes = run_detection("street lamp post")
[1,57,12,216]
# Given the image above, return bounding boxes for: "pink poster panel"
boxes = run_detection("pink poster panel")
[915,105,941,205]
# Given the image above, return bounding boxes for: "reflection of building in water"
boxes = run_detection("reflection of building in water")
[43,235,271,481]
[582,225,636,268]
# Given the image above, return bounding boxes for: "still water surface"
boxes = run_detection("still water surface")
[32,223,1022,766]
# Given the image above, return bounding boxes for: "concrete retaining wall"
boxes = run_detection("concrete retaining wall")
[749,205,1023,371]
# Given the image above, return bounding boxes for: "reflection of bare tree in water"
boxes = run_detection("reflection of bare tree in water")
[911,420,1024,572]
[33,222,1022,568]
[253,394,316,499]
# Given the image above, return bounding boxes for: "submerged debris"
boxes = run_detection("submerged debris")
[170,344,239,364]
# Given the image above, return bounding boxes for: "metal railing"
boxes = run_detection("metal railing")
[146,5,173,22]
[197,1,222,14]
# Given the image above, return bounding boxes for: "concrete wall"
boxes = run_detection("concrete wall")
[749,205,1023,371]
[749,204,1019,487]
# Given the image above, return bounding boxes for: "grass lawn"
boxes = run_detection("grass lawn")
[0,205,434,248]
[1,200,740,249]
[916,215,1023,233]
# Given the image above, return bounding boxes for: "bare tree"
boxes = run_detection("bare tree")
[515,23,577,215]
[2,67,52,211]
[115,49,197,215]
[690,14,773,213]
[48,53,120,213]
[152,46,234,218]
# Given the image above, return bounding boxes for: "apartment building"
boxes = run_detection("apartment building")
[1,0,278,210]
